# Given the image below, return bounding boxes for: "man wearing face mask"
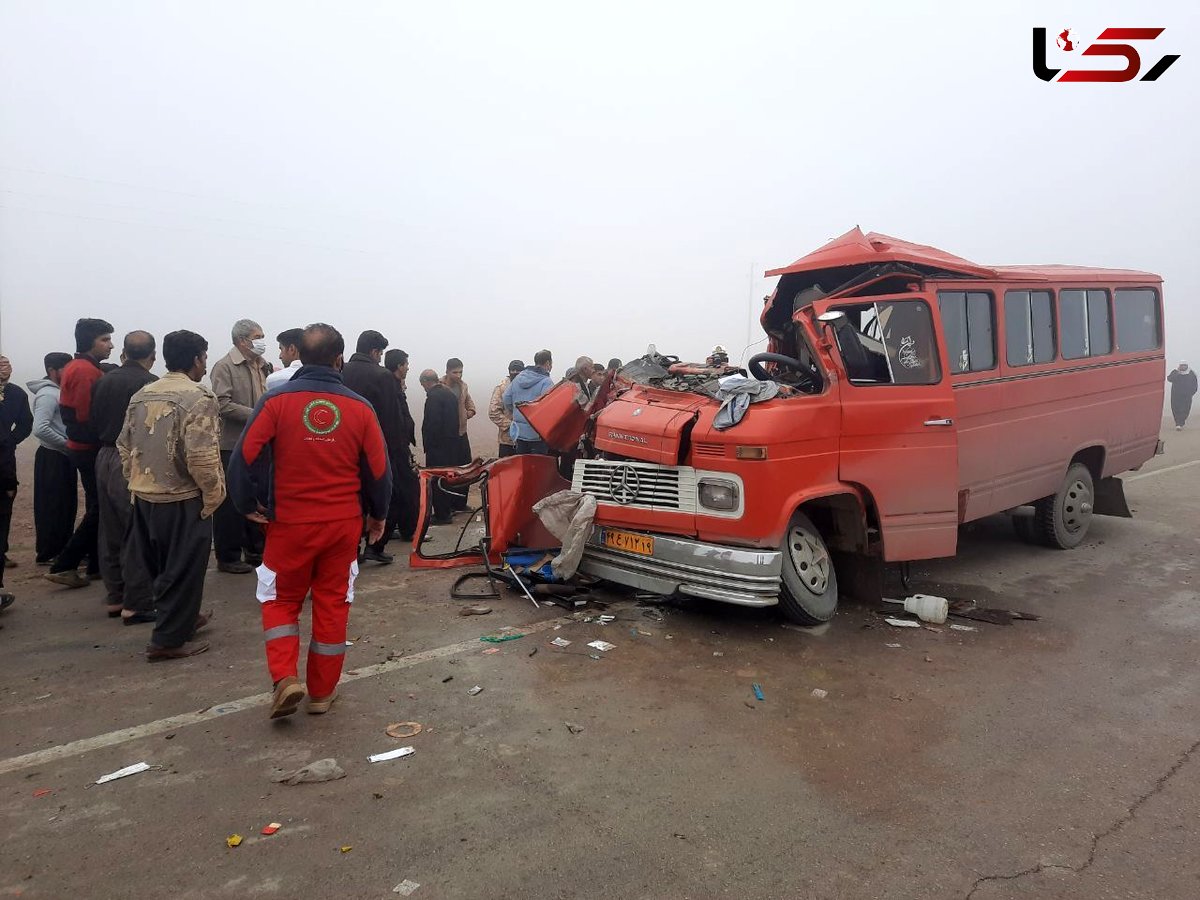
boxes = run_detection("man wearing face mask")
[210,318,271,574]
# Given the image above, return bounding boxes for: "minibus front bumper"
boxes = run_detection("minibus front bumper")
[577,527,783,607]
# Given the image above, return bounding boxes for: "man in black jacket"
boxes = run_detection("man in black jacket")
[419,368,460,525]
[0,355,33,612]
[91,331,158,621]
[341,330,405,563]
[384,349,419,542]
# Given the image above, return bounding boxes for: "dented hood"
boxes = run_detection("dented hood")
[593,391,709,465]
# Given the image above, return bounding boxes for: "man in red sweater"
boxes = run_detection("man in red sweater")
[227,323,392,720]
[45,318,114,594]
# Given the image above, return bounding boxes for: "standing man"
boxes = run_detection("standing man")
[28,352,77,565]
[420,369,461,525]
[92,331,158,621]
[570,356,597,401]
[503,350,554,454]
[488,360,523,458]
[441,358,475,511]
[265,328,304,391]
[1168,362,1198,431]
[210,318,271,573]
[227,323,391,719]
[342,330,405,563]
[118,330,223,661]
[46,318,114,590]
[384,349,419,542]
[0,356,33,608]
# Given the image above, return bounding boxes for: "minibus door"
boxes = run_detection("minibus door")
[815,295,960,561]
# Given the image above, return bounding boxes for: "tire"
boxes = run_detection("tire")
[1034,462,1095,550]
[779,512,839,625]
[1012,514,1041,545]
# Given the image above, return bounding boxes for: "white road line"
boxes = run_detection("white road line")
[1125,460,1200,483]
[0,615,570,778]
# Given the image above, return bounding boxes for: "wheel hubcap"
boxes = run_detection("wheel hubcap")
[788,525,830,594]
[1062,479,1093,533]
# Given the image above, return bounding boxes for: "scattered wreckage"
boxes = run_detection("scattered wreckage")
[412,227,1165,624]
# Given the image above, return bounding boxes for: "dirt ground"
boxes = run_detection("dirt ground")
[2,423,1198,899]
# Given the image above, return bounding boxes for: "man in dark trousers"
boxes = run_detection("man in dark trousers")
[27,352,77,565]
[92,331,158,622]
[385,349,419,542]
[118,330,223,661]
[0,356,33,612]
[227,323,391,720]
[341,330,405,563]
[420,368,461,525]
[46,317,114,592]
[1168,362,1198,431]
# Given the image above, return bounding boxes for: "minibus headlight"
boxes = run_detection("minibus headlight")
[698,479,739,511]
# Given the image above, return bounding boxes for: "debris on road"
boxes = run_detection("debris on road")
[587,640,615,652]
[340,846,353,853]
[884,617,922,628]
[385,722,423,739]
[468,685,483,696]
[885,643,902,648]
[903,594,948,624]
[480,633,524,643]
[442,675,453,683]
[528,646,538,657]
[271,758,346,785]
[744,701,756,709]
[752,683,765,701]
[226,834,243,848]
[368,747,416,764]
[32,788,53,798]
[93,761,154,785]
[482,647,501,654]
[458,605,492,616]
[393,879,421,896]
[550,637,571,648]
[565,722,585,734]
[811,688,828,699]
[950,623,977,632]
[261,823,282,835]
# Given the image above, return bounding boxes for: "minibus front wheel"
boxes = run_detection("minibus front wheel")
[779,512,839,625]
[1034,462,1095,550]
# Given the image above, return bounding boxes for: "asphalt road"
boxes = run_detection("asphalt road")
[2,423,1198,899]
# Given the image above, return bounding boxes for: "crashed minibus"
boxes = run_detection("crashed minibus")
[415,228,1166,624]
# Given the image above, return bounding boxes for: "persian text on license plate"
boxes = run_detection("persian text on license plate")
[603,529,654,556]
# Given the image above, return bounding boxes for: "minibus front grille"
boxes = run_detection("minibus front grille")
[573,460,698,513]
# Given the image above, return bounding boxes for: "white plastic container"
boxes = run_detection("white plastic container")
[903,594,948,624]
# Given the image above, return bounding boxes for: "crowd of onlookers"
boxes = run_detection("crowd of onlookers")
[0,316,619,633]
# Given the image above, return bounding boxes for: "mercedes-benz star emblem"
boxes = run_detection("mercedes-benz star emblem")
[609,465,641,505]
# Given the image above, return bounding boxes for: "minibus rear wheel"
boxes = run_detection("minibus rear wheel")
[1034,462,1095,550]
[779,512,838,624]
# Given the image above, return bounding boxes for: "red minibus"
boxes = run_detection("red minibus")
[555,228,1165,623]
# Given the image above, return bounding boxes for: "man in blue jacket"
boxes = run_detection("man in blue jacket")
[502,350,554,455]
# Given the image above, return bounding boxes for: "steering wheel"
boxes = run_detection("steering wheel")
[748,352,805,381]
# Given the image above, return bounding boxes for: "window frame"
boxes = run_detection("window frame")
[1058,288,1113,361]
[937,289,997,375]
[831,298,944,387]
[1003,289,1058,368]
[1113,287,1163,353]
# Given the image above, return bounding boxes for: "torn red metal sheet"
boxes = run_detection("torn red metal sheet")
[765,226,995,279]
[519,371,616,454]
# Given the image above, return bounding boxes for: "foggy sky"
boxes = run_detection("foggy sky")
[1,1,1197,394]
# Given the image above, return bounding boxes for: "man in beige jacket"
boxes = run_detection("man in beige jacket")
[209,318,271,574]
[440,358,475,511]
[488,360,523,458]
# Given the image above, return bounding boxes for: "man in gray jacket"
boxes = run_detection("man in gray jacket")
[27,352,77,565]
[209,318,270,574]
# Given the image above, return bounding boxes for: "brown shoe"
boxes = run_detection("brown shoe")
[193,610,213,634]
[146,641,210,662]
[270,676,306,719]
[306,689,338,715]
[44,570,90,589]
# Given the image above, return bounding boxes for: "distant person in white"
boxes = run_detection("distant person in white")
[265,328,305,391]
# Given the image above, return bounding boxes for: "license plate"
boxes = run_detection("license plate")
[602,529,654,556]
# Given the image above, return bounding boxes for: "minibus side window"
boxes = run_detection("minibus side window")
[832,300,941,386]
[938,291,995,374]
[1061,289,1112,359]
[1114,288,1161,351]
[1004,291,1056,366]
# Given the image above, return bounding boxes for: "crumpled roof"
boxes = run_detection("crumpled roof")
[766,227,994,279]
[765,227,1159,283]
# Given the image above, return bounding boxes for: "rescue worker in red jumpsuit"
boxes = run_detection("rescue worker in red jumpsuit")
[227,323,392,719]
